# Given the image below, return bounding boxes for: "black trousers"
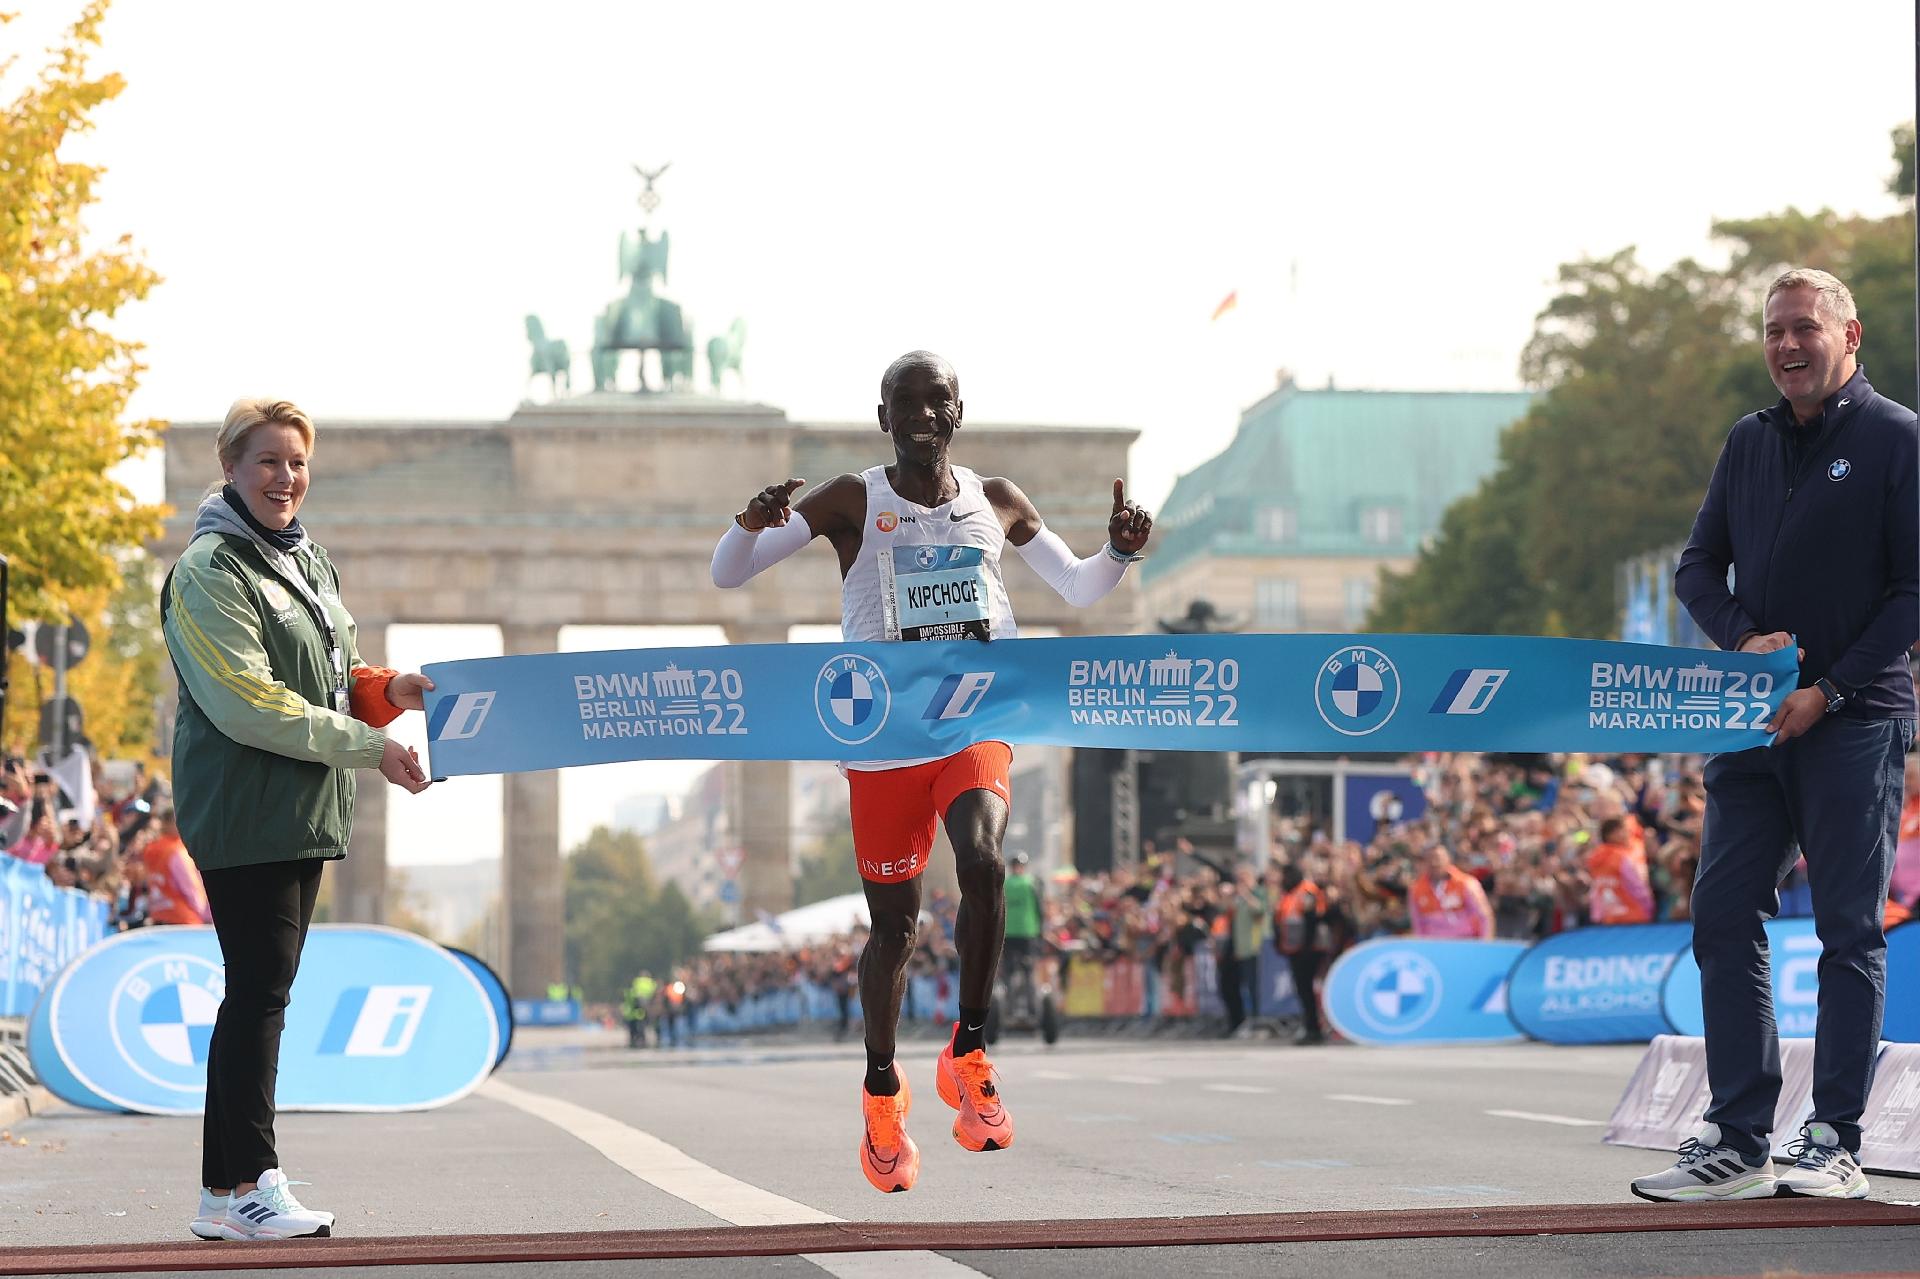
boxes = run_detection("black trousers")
[1287,951,1326,1037]
[200,858,323,1189]
[1218,950,1245,1030]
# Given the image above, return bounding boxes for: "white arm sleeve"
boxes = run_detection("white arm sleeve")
[711,514,814,588]
[1013,524,1132,607]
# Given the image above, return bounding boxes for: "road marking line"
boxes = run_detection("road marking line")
[1034,1070,1077,1080]
[481,1078,983,1277]
[1484,1108,1603,1127]
[1203,1084,1270,1094]
[1325,1093,1414,1106]
[1107,1074,1165,1085]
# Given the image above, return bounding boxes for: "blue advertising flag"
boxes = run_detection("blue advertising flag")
[1505,923,1692,1044]
[28,925,498,1114]
[421,635,1798,778]
[1322,938,1527,1046]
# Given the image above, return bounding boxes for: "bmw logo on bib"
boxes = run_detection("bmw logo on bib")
[815,653,890,746]
[1353,949,1442,1035]
[1314,645,1402,736]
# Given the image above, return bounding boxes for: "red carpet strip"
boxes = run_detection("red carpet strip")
[5,1199,1918,1274]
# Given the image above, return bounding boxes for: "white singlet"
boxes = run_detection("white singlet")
[841,464,1016,772]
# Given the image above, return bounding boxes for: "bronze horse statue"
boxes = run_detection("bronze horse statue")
[707,317,746,393]
[524,314,570,398]
[591,226,693,393]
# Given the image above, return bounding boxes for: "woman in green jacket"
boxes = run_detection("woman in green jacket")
[161,398,433,1241]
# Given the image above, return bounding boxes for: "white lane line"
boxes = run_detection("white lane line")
[481,1078,983,1277]
[1107,1074,1165,1085]
[1484,1108,1603,1127]
[1033,1069,1078,1080]
[1203,1084,1270,1095]
[1325,1092,1414,1106]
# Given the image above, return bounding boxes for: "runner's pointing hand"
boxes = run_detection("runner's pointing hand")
[739,478,807,531]
[1109,478,1153,556]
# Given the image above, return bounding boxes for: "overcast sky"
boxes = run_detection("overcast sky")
[17,1,1914,864]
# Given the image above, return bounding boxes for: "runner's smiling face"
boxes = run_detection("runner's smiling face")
[878,362,962,468]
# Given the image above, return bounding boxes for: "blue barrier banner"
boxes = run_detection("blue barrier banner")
[421,635,1798,776]
[511,998,581,1027]
[1662,918,1823,1039]
[447,947,513,1070]
[1888,923,1920,1043]
[28,925,497,1114]
[1,856,110,1018]
[1322,938,1527,1046]
[1506,923,1692,1044]
[1254,947,1305,1020]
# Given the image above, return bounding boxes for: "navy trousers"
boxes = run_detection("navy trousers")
[1693,715,1912,1156]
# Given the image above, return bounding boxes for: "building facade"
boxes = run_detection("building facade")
[1144,378,1534,631]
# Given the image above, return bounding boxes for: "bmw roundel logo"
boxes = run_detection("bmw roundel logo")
[814,653,891,746]
[1314,645,1402,736]
[1352,949,1442,1035]
[110,952,227,1095]
[913,546,940,570]
[1828,458,1851,481]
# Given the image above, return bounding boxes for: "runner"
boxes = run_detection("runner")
[711,350,1152,1191]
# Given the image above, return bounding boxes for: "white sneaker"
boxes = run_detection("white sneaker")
[189,1187,229,1240]
[1777,1122,1870,1199]
[215,1168,335,1240]
[1629,1123,1778,1202]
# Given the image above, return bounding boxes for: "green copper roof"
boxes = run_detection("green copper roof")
[1144,384,1534,582]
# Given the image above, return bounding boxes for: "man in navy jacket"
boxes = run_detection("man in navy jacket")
[1632,269,1917,1203]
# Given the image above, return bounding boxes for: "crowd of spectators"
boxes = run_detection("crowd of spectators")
[1,749,209,930]
[659,749,1920,1035]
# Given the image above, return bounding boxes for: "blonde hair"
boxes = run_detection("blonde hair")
[216,398,316,469]
[1765,268,1858,327]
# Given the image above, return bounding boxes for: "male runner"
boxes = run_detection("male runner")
[711,351,1152,1192]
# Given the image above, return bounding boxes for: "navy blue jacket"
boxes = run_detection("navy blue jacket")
[1675,365,1917,720]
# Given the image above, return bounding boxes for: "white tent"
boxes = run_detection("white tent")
[702,892,873,953]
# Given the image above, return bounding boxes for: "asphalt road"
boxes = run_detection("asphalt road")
[3,1027,1917,1277]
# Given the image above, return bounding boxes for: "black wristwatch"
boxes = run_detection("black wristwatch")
[1814,677,1847,715]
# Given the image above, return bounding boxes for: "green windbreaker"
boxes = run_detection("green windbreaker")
[161,498,386,871]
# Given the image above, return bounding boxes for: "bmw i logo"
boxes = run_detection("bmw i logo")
[110,953,226,1095]
[1314,645,1402,737]
[1828,458,1851,481]
[1352,950,1442,1035]
[814,653,891,746]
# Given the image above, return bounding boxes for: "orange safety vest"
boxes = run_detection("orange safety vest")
[1410,868,1490,938]
[1275,881,1326,955]
[142,833,210,925]
[1587,841,1653,925]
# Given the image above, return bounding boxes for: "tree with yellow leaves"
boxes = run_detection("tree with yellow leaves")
[1,2,166,760]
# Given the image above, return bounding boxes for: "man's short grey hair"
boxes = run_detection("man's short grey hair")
[880,350,956,403]
[1766,268,1858,327]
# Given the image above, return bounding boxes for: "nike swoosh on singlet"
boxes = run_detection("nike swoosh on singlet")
[949,509,983,521]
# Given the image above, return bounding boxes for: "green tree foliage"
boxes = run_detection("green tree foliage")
[793,825,862,907]
[1371,125,1915,639]
[562,826,720,1002]
[0,3,164,624]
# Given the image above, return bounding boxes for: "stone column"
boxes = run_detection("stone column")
[723,622,794,920]
[337,619,389,924]
[501,622,564,999]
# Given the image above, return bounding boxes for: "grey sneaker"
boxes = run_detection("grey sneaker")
[1629,1123,1777,1202]
[1776,1121,1869,1199]
[189,1187,229,1240]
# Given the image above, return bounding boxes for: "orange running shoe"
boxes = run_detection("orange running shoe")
[858,1069,920,1193]
[936,1028,1014,1152]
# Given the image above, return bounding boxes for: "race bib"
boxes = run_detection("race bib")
[881,544,992,642]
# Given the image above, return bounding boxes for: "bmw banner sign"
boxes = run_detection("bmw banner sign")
[1505,923,1691,1044]
[447,946,514,1070]
[1886,922,1920,1042]
[1322,938,1527,1046]
[1661,917,1824,1040]
[27,925,498,1114]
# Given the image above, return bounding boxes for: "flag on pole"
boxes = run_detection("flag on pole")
[1210,290,1238,322]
